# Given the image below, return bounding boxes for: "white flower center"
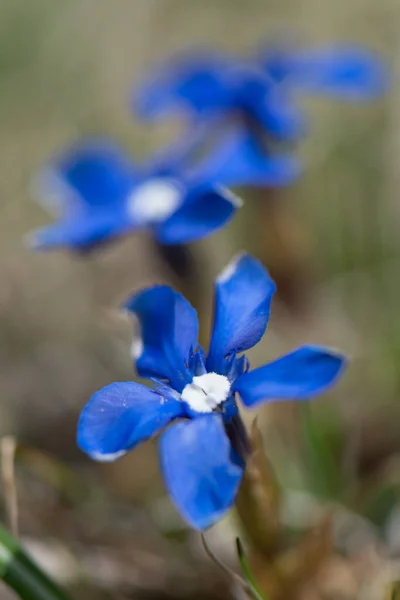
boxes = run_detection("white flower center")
[127,178,183,224]
[181,372,231,414]
[130,336,144,360]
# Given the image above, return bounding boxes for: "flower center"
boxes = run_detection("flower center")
[181,372,231,414]
[127,178,182,224]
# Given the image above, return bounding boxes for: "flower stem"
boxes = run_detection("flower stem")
[236,538,271,600]
[0,525,72,600]
[234,419,281,557]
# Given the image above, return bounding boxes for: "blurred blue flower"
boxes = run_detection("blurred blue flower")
[132,44,388,190]
[133,44,388,138]
[28,140,241,252]
[133,51,304,140]
[78,253,347,530]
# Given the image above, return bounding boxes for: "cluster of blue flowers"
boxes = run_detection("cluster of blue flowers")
[29,42,387,253]
[29,41,388,529]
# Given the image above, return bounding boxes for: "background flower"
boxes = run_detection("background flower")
[28,139,241,252]
[132,43,388,191]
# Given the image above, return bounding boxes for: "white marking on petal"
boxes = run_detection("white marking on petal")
[217,252,246,284]
[215,184,243,208]
[127,178,183,224]
[181,372,231,414]
[130,337,144,360]
[90,450,127,462]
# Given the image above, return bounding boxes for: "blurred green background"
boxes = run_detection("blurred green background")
[0,1,399,599]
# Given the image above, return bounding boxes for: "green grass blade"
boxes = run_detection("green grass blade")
[235,538,270,600]
[0,525,72,600]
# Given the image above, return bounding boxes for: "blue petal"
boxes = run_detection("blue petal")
[77,382,183,461]
[187,346,207,376]
[224,353,250,383]
[29,209,131,251]
[36,140,138,215]
[159,414,243,529]
[255,86,306,139]
[124,286,198,391]
[133,52,233,120]
[154,185,241,245]
[233,345,347,407]
[268,46,389,99]
[231,65,305,139]
[207,254,276,374]
[189,128,301,188]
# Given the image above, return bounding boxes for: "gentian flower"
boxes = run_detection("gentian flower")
[78,253,347,530]
[133,44,387,190]
[133,44,387,136]
[133,51,303,188]
[133,51,303,140]
[28,139,241,252]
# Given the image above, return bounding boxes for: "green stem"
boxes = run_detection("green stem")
[236,538,271,600]
[0,525,72,600]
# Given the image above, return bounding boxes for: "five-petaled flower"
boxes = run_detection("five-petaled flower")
[28,139,241,252]
[78,253,347,530]
[134,44,388,133]
[133,51,304,139]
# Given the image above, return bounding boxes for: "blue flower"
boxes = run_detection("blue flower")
[28,139,241,252]
[133,50,303,188]
[133,44,388,138]
[132,44,388,190]
[133,51,304,140]
[78,253,347,530]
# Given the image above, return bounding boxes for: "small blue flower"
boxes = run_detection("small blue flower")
[28,139,241,252]
[132,44,388,190]
[133,43,388,138]
[133,51,304,141]
[78,253,347,530]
